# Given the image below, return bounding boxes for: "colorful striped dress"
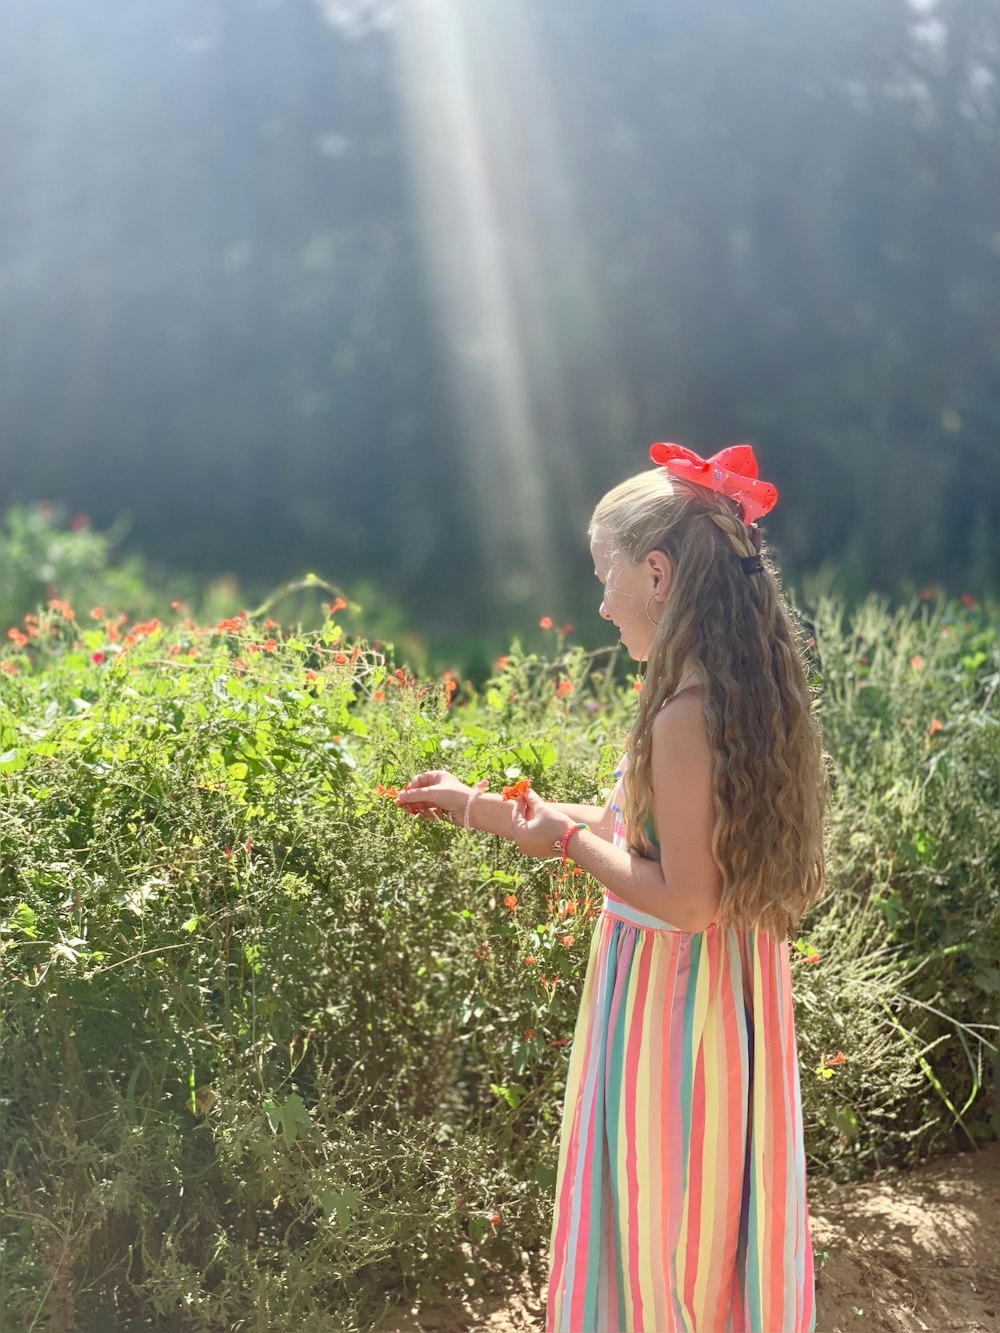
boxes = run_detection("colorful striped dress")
[545,750,815,1333]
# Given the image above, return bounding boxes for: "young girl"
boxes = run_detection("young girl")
[396,441,827,1333]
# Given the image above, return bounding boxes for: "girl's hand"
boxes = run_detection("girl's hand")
[394,769,473,825]
[510,789,579,860]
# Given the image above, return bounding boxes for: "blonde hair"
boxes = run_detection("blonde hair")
[590,467,828,939]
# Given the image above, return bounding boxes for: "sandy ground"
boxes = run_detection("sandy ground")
[378,1143,1000,1333]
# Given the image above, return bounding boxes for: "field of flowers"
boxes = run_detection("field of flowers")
[1,575,997,1332]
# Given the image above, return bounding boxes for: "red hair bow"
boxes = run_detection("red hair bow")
[648,442,778,524]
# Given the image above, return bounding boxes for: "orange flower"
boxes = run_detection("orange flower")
[48,598,75,620]
[305,669,319,682]
[89,606,106,621]
[539,616,554,629]
[262,638,277,653]
[559,934,575,948]
[523,1028,535,1041]
[910,655,925,670]
[503,894,518,912]
[928,717,943,735]
[803,952,820,965]
[375,783,399,798]
[263,617,279,631]
[548,1037,571,1047]
[328,597,347,614]
[502,778,531,803]
[6,628,28,647]
[170,599,185,612]
[373,689,384,702]
[633,680,643,692]
[561,900,577,916]
[555,679,573,699]
[960,592,978,610]
[233,657,249,671]
[495,655,508,669]
[489,1212,502,1228]
[334,652,348,665]
[823,1051,847,1067]
[216,616,245,633]
[1,661,20,675]
[560,623,573,636]
[524,955,536,967]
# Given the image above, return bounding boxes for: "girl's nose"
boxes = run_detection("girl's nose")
[599,601,611,620]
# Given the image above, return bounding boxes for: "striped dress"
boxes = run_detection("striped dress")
[545,750,815,1333]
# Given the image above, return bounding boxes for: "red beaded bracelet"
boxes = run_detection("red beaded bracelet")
[556,821,588,865]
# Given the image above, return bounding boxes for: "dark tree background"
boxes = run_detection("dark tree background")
[1,0,998,644]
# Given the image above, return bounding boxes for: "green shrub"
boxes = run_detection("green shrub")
[0,590,996,1330]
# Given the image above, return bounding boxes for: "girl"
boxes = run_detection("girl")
[396,441,827,1333]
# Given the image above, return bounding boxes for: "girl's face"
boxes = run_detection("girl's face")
[590,524,672,663]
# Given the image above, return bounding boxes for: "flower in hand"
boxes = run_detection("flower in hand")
[508,787,583,861]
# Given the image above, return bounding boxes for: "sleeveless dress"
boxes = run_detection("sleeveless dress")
[545,749,816,1333]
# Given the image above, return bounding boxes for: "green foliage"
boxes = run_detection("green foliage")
[0,589,997,1330]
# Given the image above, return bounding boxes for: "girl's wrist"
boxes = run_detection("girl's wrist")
[462,780,490,831]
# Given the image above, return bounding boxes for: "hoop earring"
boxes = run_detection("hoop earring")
[645,594,660,626]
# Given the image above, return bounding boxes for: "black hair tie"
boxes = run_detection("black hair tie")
[740,554,764,575]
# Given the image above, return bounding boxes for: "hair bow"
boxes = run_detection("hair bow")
[648,442,778,525]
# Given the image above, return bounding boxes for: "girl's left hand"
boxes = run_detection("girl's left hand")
[510,789,579,860]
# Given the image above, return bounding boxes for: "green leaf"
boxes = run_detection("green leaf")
[263,1092,312,1148]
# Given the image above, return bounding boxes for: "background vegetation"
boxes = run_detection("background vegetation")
[1,545,997,1331]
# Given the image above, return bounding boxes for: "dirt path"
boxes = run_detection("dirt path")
[379,1143,1000,1333]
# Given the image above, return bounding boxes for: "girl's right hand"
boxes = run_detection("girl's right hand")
[394,769,472,824]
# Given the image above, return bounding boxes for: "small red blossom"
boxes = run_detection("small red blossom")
[523,1028,535,1041]
[472,943,492,961]
[69,512,89,532]
[262,638,277,653]
[560,623,573,636]
[495,655,508,669]
[328,597,347,614]
[305,669,319,682]
[803,952,820,965]
[555,679,573,699]
[503,893,518,912]
[375,783,399,798]
[216,616,245,633]
[633,680,643,692]
[501,778,531,803]
[919,586,934,602]
[1,661,20,675]
[373,689,384,702]
[823,1051,847,1067]
[91,651,106,665]
[6,628,28,647]
[928,717,943,735]
[334,652,348,665]
[960,592,978,610]
[559,933,575,948]
[489,1212,502,1228]
[263,617,279,631]
[539,616,554,629]
[48,598,75,620]
[548,1037,571,1047]
[910,655,925,670]
[524,955,536,967]
[233,657,249,671]
[170,599,185,612]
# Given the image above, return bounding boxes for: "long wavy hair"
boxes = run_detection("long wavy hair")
[590,466,828,939]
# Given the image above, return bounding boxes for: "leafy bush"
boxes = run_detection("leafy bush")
[0,590,996,1331]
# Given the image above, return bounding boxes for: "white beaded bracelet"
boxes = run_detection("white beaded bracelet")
[463,780,490,831]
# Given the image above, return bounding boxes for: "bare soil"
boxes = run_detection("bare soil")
[378,1143,1000,1333]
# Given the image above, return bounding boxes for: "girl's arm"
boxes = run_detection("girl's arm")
[468,797,615,844]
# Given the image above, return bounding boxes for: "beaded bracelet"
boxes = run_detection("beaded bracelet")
[463,779,490,831]
[556,822,588,865]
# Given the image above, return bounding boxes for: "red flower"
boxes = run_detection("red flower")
[328,597,347,614]
[555,679,573,699]
[48,598,75,620]
[6,628,28,647]
[373,689,384,702]
[495,655,508,669]
[91,651,105,665]
[539,616,554,629]
[523,1028,535,1041]
[524,955,536,967]
[262,638,277,653]
[823,1051,847,1067]
[960,592,978,610]
[503,894,518,912]
[928,717,943,735]
[548,1037,571,1047]
[489,1212,502,1228]
[334,652,348,665]
[560,623,573,636]
[0,661,20,675]
[502,778,531,803]
[559,934,575,948]
[69,513,89,532]
[910,655,924,670]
